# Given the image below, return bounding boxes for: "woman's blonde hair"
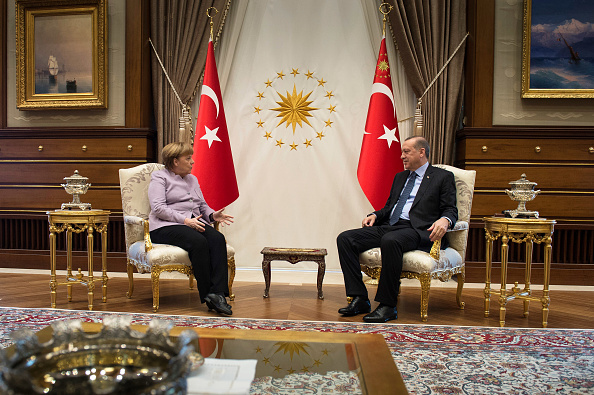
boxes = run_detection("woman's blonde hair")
[162,142,193,170]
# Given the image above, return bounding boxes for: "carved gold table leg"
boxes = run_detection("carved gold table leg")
[542,235,553,328]
[49,227,57,309]
[484,233,493,318]
[523,238,533,318]
[66,227,73,302]
[499,235,509,327]
[262,257,272,298]
[101,226,108,303]
[87,225,94,311]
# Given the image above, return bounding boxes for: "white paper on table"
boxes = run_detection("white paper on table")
[187,358,258,395]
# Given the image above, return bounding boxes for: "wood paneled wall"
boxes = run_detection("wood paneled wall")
[461,0,594,285]
[0,0,153,272]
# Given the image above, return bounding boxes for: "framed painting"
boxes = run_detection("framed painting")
[16,0,107,110]
[521,0,594,98]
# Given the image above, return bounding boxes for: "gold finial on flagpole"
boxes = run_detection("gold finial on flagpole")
[206,7,218,40]
[379,3,393,36]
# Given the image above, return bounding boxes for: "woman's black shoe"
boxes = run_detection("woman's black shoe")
[204,293,232,315]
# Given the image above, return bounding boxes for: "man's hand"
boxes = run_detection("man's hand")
[428,217,449,242]
[362,214,376,227]
[184,216,206,232]
[213,208,234,226]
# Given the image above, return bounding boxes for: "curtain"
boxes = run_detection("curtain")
[387,0,466,164]
[150,0,231,157]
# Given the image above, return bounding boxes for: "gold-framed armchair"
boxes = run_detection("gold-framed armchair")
[118,163,236,312]
[359,165,476,321]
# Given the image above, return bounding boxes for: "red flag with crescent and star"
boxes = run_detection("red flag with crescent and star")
[192,38,239,210]
[357,36,403,210]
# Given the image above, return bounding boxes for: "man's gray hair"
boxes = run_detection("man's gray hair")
[405,136,430,158]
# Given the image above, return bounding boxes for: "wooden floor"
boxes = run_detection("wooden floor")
[0,273,592,329]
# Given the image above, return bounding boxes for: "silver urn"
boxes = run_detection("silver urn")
[61,170,92,210]
[504,173,540,218]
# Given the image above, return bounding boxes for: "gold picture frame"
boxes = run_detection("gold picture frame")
[16,0,107,110]
[521,0,594,98]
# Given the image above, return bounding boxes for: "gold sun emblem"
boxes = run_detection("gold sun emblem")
[255,68,336,151]
[271,84,319,134]
[378,60,389,72]
[273,341,310,360]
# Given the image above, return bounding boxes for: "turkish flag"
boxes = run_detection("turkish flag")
[357,37,403,210]
[192,39,239,210]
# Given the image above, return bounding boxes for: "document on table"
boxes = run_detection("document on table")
[187,358,258,395]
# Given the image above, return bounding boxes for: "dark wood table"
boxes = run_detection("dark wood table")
[261,247,327,299]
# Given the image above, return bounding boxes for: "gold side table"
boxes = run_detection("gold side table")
[483,217,556,327]
[48,209,110,310]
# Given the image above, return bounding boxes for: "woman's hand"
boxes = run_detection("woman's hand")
[184,216,206,232]
[213,208,234,226]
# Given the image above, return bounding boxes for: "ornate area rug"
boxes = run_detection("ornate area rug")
[1,306,593,394]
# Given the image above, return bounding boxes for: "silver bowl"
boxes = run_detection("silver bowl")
[0,316,203,395]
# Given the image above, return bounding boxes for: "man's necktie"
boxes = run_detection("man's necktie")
[389,171,417,225]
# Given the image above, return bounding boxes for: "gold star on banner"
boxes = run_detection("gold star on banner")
[287,368,296,374]
[255,346,262,353]
[276,139,284,147]
[325,119,333,127]
[291,68,299,76]
[256,120,264,128]
[305,70,314,79]
[271,84,319,133]
[301,366,310,373]
[264,131,272,140]
[304,139,312,148]
[318,78,326,86]
[262,357,270,365]
[274,365,282,372]
[316,131,325,140]
[313,359,322,367]
[322,349,329,356]
[328,105,336,113]
[254,106,262,114]
[290,142,298,151]
[325,90,334,99]
[257,92,264,99]
[265,79,273,88]
[277,71,285,79]
[378,60,389,72]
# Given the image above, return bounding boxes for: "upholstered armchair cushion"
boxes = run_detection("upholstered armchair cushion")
[128,242,192,274]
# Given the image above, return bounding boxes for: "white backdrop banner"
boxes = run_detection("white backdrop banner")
[219,0,406,273]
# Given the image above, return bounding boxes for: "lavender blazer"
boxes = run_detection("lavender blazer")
[148,168,215,232]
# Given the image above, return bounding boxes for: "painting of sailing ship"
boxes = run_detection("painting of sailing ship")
[522,0,594,98]
[34,13,93,95]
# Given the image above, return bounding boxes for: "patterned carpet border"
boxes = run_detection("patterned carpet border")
[1,307,593,394]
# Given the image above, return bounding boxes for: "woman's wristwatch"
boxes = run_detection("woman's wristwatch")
[209,213,215,222]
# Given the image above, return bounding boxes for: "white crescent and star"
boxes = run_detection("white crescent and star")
[363,82,399,148]
[200,84,221,148]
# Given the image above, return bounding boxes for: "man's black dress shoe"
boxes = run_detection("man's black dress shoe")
[363,304,398,323]
[204,293,232,315]
[338,296,371,316]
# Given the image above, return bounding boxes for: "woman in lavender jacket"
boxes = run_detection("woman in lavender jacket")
[148,142,234,315]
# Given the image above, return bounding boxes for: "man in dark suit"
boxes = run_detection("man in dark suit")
[337,136,457,322]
